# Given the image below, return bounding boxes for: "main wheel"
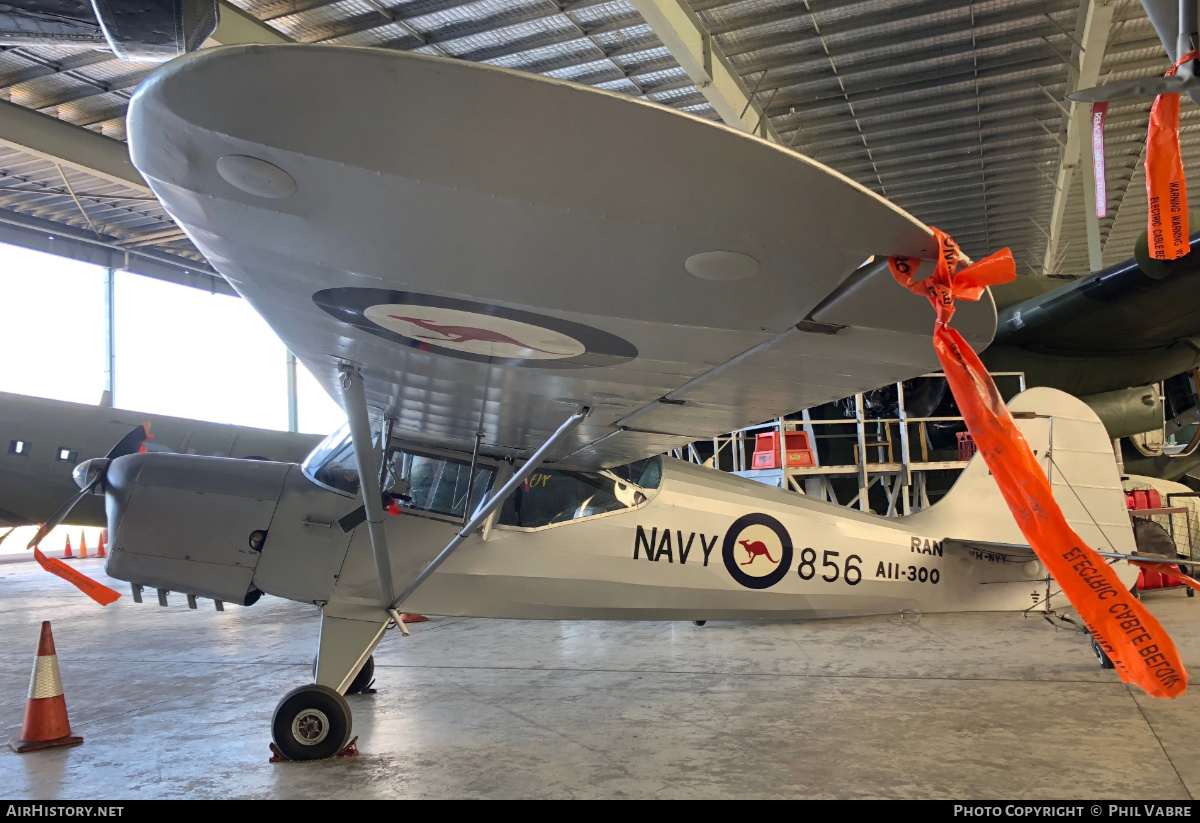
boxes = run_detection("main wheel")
[1090,636,1115,670]
[347,656,375,695]
[272,685,352,761]
[693,620,706,626]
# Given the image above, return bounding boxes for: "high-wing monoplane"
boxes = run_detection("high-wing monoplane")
[37,45,1162,760]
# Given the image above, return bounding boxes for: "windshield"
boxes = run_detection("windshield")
[303,425,497,519]
[302,423,360,496]
[497,456,661,529]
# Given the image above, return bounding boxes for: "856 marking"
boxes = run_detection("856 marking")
[797,549,862,586]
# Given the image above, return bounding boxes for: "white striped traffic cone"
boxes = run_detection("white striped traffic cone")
[9,621,83,753]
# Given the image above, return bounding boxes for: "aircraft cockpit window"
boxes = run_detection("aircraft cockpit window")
[384,448,495,520]
[497,456,661,530]
[301,424,361,496]
[302,425,497,520]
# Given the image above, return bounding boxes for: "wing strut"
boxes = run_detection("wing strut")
[337,363,395,606]
[387,405,590,614]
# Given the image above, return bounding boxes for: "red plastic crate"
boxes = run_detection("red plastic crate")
[956,431,977,461]
[1125,489,1163,511]
[751,431,815,470]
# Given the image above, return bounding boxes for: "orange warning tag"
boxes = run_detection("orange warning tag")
[32,546,120,606]
[892,228,1187,698]
[1145,50,1196,260]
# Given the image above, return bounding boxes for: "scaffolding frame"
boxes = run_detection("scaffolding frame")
[670,372,1026,516]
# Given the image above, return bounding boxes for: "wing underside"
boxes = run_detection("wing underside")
[127,44,997,468]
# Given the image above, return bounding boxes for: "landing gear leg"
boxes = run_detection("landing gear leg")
[312,654,376,695]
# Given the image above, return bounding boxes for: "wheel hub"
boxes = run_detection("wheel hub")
[292,708,330,746]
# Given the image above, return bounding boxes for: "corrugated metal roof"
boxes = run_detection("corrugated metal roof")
[0,0,1185,279]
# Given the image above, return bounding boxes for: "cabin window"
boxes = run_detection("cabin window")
[497,456,661,529]
[8,439,29,456]
[302,424,496,519]
[57,448,79,463]
[382,448,495,520]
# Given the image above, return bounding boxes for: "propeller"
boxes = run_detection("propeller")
[26,423,151,549]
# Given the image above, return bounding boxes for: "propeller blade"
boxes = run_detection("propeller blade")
[105,423,151,460]
[26,479,100,549]
[1068,74,1200,103]
[0,526,14,546]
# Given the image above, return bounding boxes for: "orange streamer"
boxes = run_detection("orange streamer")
[32,547,120,606]
[1145,50,1197,261]
[891,228,1187,698]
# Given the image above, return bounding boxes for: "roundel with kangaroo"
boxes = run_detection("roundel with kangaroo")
[722,513,793,590]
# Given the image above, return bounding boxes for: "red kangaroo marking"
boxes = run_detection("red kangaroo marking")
[388,316,573,356]
[738,540,777,565]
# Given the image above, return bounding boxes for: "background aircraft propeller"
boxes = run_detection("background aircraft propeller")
[25,423,151,549]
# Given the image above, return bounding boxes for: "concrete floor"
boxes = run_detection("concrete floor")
[2,559,1199,799]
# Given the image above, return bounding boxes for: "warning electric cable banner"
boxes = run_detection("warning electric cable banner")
[1145,51,1196,260]
[1092,102,1107,220]
[890,228,1186,698]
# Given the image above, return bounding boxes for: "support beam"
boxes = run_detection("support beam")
[103,267,115,408]
[1042,0,1115,273]
[338,363,395,606]
[627,0,782,144]
[0,98,148,191]
[286,350,298,433]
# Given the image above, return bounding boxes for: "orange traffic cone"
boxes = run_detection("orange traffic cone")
[78,532,88,559]
[399,614,429,623]
[61,534,73,560]
[96,531,107,559]
[9,622,83,752]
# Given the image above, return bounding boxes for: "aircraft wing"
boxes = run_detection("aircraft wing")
[991,237,1200,355]
[127,44,995,469]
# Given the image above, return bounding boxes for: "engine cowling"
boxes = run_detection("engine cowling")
[103,451,287,606]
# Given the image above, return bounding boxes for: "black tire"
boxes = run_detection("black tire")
[693,620,706,627]
[271,685,352,761]
[347,656,374,695]
[1188,588,1195,598]
[1090,636,1115,670]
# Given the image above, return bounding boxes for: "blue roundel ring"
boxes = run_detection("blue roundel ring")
[722,512,793,590]
[312,288,638,369]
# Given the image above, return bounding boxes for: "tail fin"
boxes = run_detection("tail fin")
[903,387,1136,557]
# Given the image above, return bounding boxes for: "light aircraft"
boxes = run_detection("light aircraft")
[26,44,1177,760]
[0,390,322,528]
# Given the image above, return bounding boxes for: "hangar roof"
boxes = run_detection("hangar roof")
[0,0,1190,288]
